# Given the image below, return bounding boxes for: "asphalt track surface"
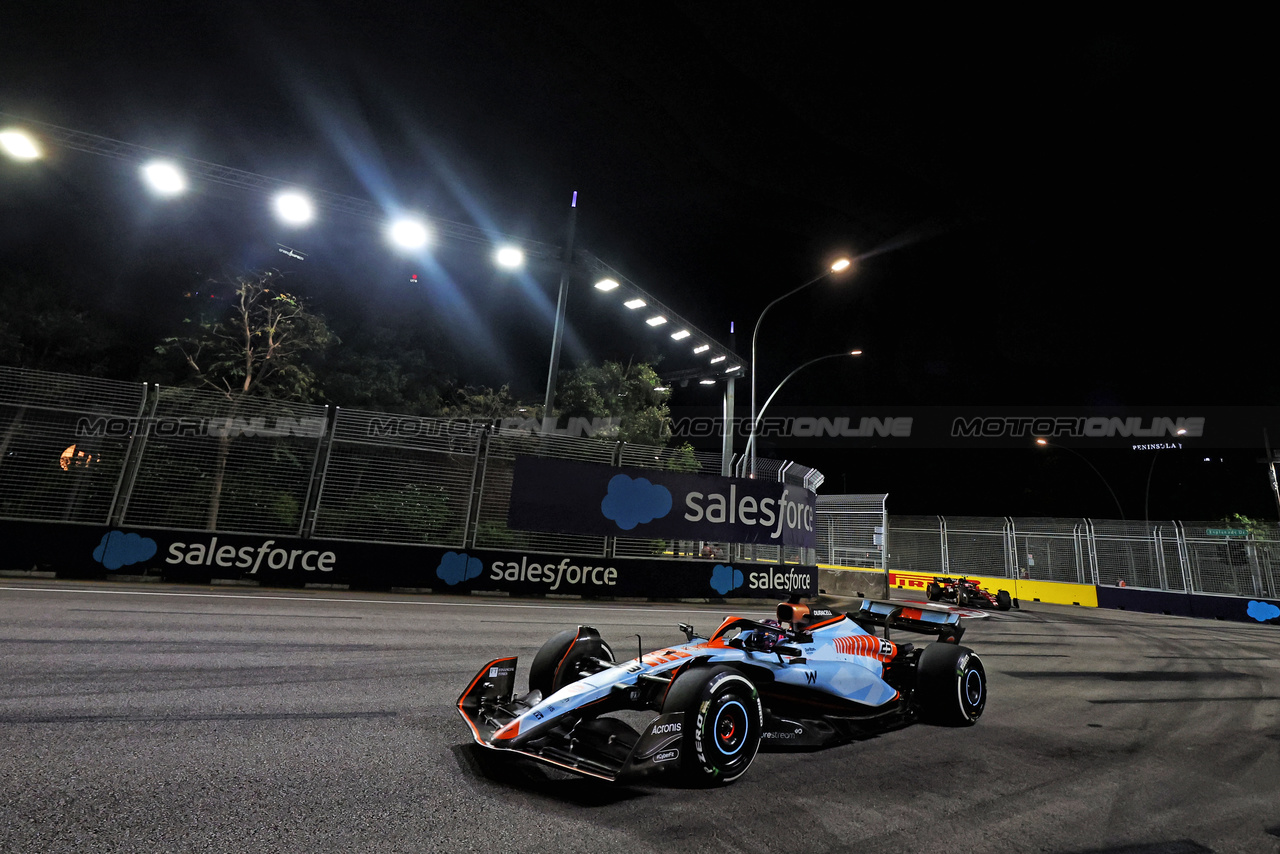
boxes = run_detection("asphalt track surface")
[1,581,1277,854]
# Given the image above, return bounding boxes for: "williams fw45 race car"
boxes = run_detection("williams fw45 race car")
[457,596,986,786]
[926,576,1015,611]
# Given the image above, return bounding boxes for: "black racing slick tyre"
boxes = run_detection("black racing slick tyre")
[926,582,941,601]
[916,643,986,726]
[528,629,615,697]
[995,590,1012,611]
[662,665,762,786]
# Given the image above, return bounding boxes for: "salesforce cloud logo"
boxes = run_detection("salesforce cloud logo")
[710,564,743,596]
[436,551,483,586]
[600,474,672,531]
[1246,600,1280,623]
[92,531,157,570]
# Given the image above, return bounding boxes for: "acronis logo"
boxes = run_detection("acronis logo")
[600,474,672,531]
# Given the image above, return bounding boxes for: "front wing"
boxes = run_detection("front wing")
[457,656,686,782]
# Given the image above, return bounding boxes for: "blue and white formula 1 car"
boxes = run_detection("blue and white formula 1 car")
[458,597,986,786]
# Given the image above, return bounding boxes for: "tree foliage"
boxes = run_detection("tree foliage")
[436,383,531,420]
[554,360,673,445]
[0,270,134,377]
[1220,512,1274,539]
[155,270,336,402]
[321,325,451,415]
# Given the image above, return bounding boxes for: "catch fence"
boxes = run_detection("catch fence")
[0,366,818,565]
[887,515,1279,599]
[6,365,1275,598]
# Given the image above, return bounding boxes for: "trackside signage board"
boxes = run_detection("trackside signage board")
[507,456,818,549]
[0,521,818,600]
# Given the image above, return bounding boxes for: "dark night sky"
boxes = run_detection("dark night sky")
[0,3,1271,521]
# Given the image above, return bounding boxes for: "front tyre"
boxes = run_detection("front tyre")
[916,643,986,726]
[662,665,762,786]
[996,590,1012,611]
[926,582,941,601]
[528,629,614,696]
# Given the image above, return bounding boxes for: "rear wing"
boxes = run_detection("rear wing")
[847,598,966,643]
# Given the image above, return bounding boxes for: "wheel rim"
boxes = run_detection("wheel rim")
[964,669,984,707]
[713,700,749,756]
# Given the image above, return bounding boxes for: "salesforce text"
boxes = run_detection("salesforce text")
[683,485,814,540]
[165,538,336,573]
[489,556,617,591]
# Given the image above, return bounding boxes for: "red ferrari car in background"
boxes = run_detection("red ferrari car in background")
[926,576,1014,611]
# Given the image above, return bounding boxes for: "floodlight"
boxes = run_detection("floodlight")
[594,278,620,291]
[670,329,690,340]
[274,191,315,225]
[693,344,710,354]
[646,315,667,327]
[831,258,852,272]
[387,217,432,250]
[0,129,41,161]
[710,355,726,364]
[624,298,646,309]
[700,379,717,385]
[494,245,524,268]
[140,160,187,197]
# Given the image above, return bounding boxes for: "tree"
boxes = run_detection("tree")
[154,270,337,529]
[155,270,336,401]
[0,269,135,377]
[436,383,533,420]
[320,325,451,416]
[554,360,674,445]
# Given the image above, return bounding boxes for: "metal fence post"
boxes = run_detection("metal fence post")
[110,385,158,527]
[107,382,153,526]
[938,516,949,575]
[1004,516,1017,579]
[1084,519,1100,585]
[1174,521,1193,592]
[298,406,333,538]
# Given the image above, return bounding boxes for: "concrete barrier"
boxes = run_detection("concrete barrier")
[817,565,889,599]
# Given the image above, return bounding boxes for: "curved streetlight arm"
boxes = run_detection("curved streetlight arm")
[744,351,861,465]
[750,265,848,476]
[1038,440,1126,521]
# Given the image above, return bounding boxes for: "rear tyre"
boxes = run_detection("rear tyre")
[916,643,986,726]
[995,590,1012,611]
[662,665,762,786]
[926,582,941,601]
[528,629,615,696]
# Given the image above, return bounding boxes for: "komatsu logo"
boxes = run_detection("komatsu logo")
[951,416,1204,439]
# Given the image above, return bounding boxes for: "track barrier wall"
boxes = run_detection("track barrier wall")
[2,366,1276,622]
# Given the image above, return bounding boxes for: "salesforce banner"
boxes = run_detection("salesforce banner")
[0,520,817,600]
[507,456,818,549]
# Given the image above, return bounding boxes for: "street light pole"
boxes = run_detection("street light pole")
[743,350,863,463]
[750,258,852,476]
[541,191,578,433]
[1143,428,1187,526]
[1036,438,1126,520]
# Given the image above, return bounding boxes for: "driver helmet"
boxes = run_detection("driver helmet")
[743,618,785,652]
